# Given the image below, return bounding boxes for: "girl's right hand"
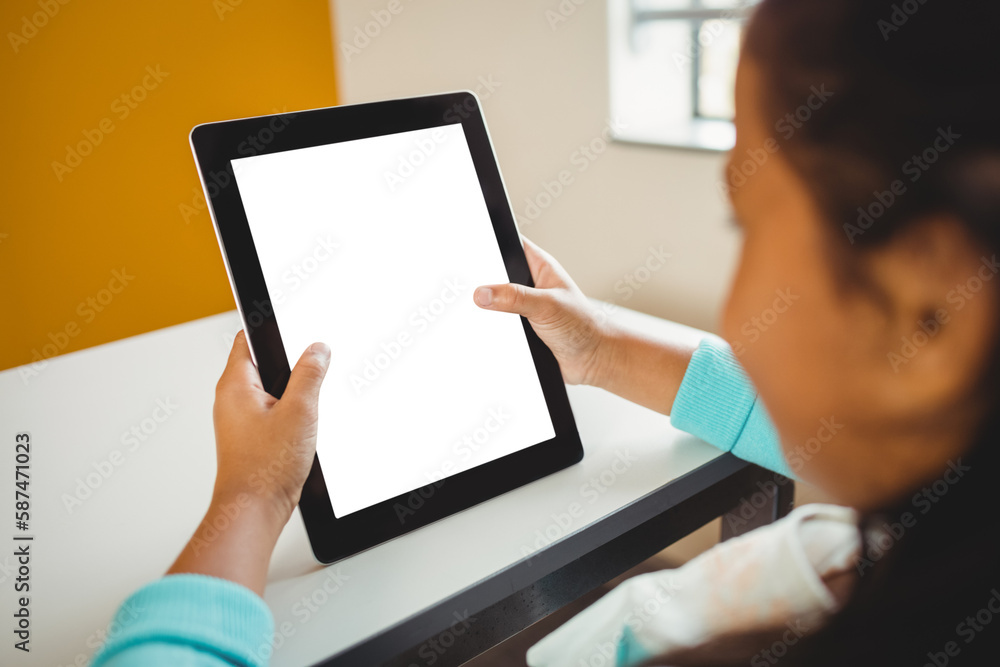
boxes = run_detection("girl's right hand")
[473,237,612,386]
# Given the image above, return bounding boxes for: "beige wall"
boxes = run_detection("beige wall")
[330,0,740,333]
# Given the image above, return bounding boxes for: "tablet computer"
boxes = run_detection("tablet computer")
[190,92,583,563]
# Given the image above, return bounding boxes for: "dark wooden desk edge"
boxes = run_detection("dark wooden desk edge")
[313,455,794,667]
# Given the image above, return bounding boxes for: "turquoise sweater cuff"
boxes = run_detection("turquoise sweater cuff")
[671,336,792,478]
[90,573,274,667]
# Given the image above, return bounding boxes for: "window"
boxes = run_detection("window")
[608,0,758,151]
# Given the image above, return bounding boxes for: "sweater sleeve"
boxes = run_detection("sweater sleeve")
[90,574,274,667]
[670,335,792,477]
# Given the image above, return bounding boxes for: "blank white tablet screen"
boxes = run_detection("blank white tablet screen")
[232,123,556,518]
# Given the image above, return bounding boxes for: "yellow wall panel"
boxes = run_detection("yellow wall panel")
[1,0,337,374]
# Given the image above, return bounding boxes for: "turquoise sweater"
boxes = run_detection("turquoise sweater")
[91,336,786,666]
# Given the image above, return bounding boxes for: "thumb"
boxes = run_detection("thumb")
[281,342,332,413]
[474,283,554,320]
[217,330,263,394]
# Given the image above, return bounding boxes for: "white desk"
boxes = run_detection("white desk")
[0,303,774,667]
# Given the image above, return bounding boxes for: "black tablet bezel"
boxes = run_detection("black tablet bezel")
[190,92,583,563]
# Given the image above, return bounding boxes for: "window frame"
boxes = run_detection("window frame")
[609,0,757,152]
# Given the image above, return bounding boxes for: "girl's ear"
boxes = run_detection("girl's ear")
[857,215,999,420]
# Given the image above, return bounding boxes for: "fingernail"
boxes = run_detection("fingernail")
[311,342,332,364]
[475,287,493,307]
